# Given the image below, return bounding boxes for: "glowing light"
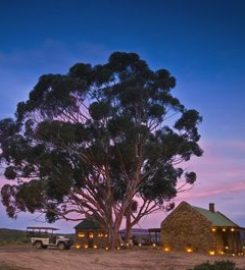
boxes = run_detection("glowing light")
[222,228,226,232]
[78,233,85,238]
[93,245,97,249]
[120,243,124,247]
[126,243,129,247]
[232,253,235,257]
[138,243,142,247]
[84,244,88,249]
[225,246,229,250]
[89,233,94,238]
[117,246,120,250]
[75,244,81,249]
[209,250,215,256]
[186,248,193,253]
[164,247,170,252]
[105,247,109,251]
[212,228,216,232]
[219,251,224,255]
[105,234,108,238]
[231,228,235,232]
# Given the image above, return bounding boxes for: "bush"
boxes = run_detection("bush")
[0,264,30,270]
[187,260,240,270]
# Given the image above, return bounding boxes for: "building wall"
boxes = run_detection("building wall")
[75,229,107,248]
[161,202,215,253]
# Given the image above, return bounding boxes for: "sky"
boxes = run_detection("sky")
[0,0,245,233]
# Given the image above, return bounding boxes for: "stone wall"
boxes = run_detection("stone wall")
[75,230,107,248]
[161,202,215,253]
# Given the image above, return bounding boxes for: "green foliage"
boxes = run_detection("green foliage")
[0,51,202,226]
[187,260,240,270]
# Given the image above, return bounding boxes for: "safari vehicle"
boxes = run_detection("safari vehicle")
[26,226,73,250]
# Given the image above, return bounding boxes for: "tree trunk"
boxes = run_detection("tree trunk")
[125,211,132,244]
[108,223,124,250]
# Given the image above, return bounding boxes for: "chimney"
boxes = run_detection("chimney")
[209,203,215,212]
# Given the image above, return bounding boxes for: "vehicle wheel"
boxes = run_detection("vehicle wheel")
[42,245,48,249]
[58,242,66,250]
[34,241,42,249]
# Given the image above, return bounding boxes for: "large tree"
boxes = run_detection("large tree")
[0,52,202,249]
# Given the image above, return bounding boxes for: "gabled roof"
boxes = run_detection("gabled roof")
[74,218,102,230]
[192,206,238,227]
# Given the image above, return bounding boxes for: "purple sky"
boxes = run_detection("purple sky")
[0,0,245,233]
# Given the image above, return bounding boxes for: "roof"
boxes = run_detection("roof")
[74,218,102,230]
[192,206,238,227]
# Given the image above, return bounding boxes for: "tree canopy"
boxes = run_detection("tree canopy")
[0,52,202,248]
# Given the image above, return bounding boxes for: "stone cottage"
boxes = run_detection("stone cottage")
[161,201,244,255]
[74,218,107,249]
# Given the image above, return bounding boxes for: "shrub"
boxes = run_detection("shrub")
[187,260,240,270]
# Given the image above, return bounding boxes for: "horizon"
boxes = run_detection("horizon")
[0,0,245,233]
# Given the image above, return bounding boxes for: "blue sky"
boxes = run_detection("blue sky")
[0,0,245,232]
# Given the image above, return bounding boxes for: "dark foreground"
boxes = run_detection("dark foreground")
[0,245,245,270]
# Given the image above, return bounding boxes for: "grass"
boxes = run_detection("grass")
[0,263,31,270]
[0,229,28,245]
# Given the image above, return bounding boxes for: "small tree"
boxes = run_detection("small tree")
[0,52,202,249]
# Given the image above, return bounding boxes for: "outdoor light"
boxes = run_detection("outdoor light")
[186,248,193,253]
[209,250,215,256]
[117,246,120,250]
[152,243,156,247]
[222,228,226,232]
[231,228,235,232]
[164,247,170,252]
[105,247,109,251]
[138,243,142,247]
[120,243,124,247]
[105,234,108,238]
[126,243,129,247]
[211,228,216,232]
[232,253,236,257]
[225,246,229,250]
[89,233,94,238]
[93,245,97,249]
[219,251,224,255]
[78,233,85,238]
[76,244,81,249]
[84,244,88,249]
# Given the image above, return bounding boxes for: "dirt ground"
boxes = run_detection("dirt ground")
[0,245,245,270]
